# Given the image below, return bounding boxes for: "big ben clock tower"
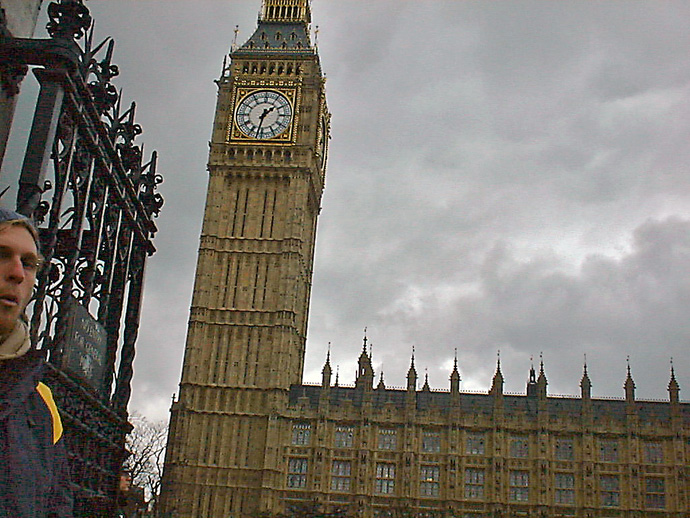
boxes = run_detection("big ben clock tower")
[160,1,329,516]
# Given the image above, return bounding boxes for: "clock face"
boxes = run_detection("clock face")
[235,90,293,140]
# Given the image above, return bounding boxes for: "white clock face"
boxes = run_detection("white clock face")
[235,90,293,140]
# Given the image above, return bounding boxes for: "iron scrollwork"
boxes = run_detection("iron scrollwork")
[1,1,164,515]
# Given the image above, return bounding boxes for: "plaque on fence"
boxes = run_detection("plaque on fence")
[61,299,108,391]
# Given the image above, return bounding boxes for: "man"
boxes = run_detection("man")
[0,208,73,517]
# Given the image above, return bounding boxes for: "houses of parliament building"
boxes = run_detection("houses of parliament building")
[159,1,690,516]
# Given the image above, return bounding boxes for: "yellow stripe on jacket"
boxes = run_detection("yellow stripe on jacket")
[36,382,63,444]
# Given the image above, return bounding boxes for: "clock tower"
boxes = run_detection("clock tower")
[160,0,329,515]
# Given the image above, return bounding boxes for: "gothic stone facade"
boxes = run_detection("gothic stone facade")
[159,1,690,517]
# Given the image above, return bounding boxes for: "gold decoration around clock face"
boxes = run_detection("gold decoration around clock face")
[234,89,293,140]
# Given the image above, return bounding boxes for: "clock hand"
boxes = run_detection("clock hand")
[255,106,276,137]
[255,117,265,138]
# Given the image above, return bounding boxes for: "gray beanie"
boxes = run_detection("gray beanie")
[0,207,31,225]
[0,208,39,247]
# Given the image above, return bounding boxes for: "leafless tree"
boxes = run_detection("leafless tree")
[124,412,168,511]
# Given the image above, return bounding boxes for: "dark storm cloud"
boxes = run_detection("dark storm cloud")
[7,1,687,418]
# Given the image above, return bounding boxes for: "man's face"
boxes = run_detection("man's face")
[0,225,39,336]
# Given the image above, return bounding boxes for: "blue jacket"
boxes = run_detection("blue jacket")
[0,350,73,517]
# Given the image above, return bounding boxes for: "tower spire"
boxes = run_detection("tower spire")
[668,358,680,404]
[321,342,332,388]
[624,356,636,403]
[580,355,592,401]
[490,350,504,396]
[356,332,374,391]
[407,346,418,392]
[450,348,461,394]
[527,355,538,397]
[537,353,547,399]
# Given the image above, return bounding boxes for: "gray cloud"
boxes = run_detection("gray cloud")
[5,1,689,419]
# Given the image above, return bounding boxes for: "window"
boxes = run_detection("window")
[645,477,665,509]
[510,436,529,458]
[466,433,485,455]
[420,465,440,497]
[555,438,574,461]
[287,458,308,488]
[599,439,618,463]
[464,468,484,500]
[644,442,663,464]
[331,461,351,492]
[555,473,575,505]
[291,423,311,446]
[375,463,396,494]
[509,470,529,502]
[600,475,620,507]
[378,429,397,450]
[334,426,354,448]
[422,431,441,453]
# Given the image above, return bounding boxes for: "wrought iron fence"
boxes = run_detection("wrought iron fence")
[0,1,163,515]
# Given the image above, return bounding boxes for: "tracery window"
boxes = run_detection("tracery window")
[287,458,308,488]
[555,473,575,505]
[510,435,529,458]
[464,468,484,500]
[555,438,574,461]
[331,460,351,492]
[466,433,485,455]
[334,426,354,448]
[420,465,440,497]
[422,431,441,453]
[600,475,620,507]
[599,439,619,463]
[375,463,396,494]
[644,441,664,464]
[291,422,311,446]
[645,477,665,509]
[509,470,529,502]
[378,428,397,450]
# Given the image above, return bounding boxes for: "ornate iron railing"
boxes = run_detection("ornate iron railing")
[0,1,163,515]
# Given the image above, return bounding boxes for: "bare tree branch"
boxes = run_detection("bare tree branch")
[124,412,168,510]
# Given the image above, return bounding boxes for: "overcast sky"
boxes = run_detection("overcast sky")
[4,0,690,421]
